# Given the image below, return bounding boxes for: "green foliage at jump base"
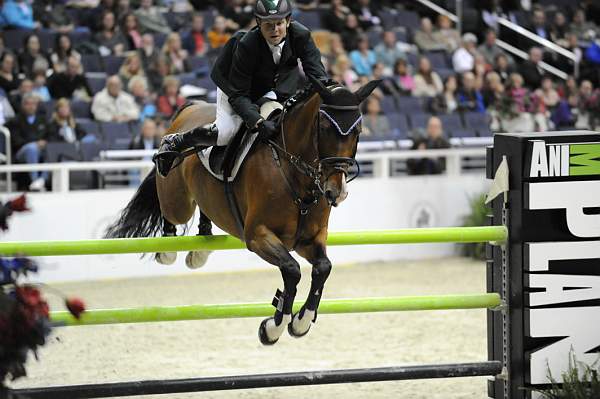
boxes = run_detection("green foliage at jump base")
[532,352,600,399]
[460,193,491,260]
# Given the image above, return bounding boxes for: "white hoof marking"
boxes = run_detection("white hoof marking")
[291,309,315,335]
[185,250,212,269]
[265,314,291,342]
[156,252,177,265]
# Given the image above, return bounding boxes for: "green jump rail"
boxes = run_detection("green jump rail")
[50,293,502,327]
[0,226,507,257]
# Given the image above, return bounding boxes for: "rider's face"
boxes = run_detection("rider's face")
[259,18,289,46]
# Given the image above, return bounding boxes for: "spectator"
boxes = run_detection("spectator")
[0,91,15,126]
[32,71,50,102]
[473,54,489,90]
[1,0,38,30]
[374,31,407,74]
[0,52,19,95]
[550,12,569,47]
[341,13,362,52]
[575,80,599,129]
[481,71,503,108]
[18,34,50,79]
[9,78,33,111]
[349,35,375,77]
[528,8,550,41]
[497,72,547,132]
[47,56,92,101]
[558,75,578,99]
[477,30,509,67]
[162,32,188,74]
[5,94,48,191]
[182,13,207,56]
[361,96,391,137]
[570,8,598,42]
[147,55,171,93]
[452,32,478,74]
[138,33,160,74]
[94,10,128,56]
[322,0,349,34]
[437,15,461,53]
[129,117,160,149]
[44,98,86,144]
[493,53,514,84]
[134,0,171,35]
[429,74,458,114]
[222,0,254,31]
[407,116,450,175]
[207,15,231,52]
[519,47,544,89]
[116,0,132,21]
[122,12,143,50]
[88,0,117,32]
[536,76,560,109]
[50,34,81,74]
[91,74,140,122]
[42,2,75,34]
[330,54,358,89]
[325,33,347,67]
[372,62,399,97]
[457,71,485,113]
[392,58,414,96]
[413,17,445,52]
[413,56,443,97]
[350,0,381,31]
[128,75,156,121]
[118,52,145,89]
[157,75,185,119]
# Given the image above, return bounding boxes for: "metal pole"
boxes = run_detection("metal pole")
[456,0,463,34]
[0,226,508,257]
[8,361,502,399]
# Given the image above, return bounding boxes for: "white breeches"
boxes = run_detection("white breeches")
[215,88,244,146]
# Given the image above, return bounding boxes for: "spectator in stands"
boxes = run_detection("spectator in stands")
[138,33,160,74]
[32,71,50,103]
[550,12,569,47]
[472,54,488,90]
[87,0,117,32]
[116,0,132,21]
[48,56,92,101]
[372,62,399,99]
[50,34,81,74]
[9,78,33,112]
[0,52,19,95]
[0,91,15,126]
[436,15,461,53]
[91,74,140,122]
[574,80,599,129]
[558,75,578,99]
[361,96,390,137]
[392,58,414,96]
[94,10,128,56]
[341,13,362,52]
[134,0,171,35]
[481,71,503,108]
[322,0,349,34]
[222,0,254,31]
[570,8,598,42]
[147,55,171,93]
[414,17,445,52]
[182,13,207,56]
[350,0,381,31]
[122,12,143,50]
[6,94,48,191]
[477,30,507,67]
[42,2,75,34]
[457,71,485,113]
[162,32,188,75]
[18,35,49,79]
[349,35,375,77]
[325,33,347,66]
[129,117,160,150]
[44,98,86,144]
[519,47,544,89]
[157,75,185,119]
[1,0,38,30]
[207,15,231,52]
[413,56,443,97]
[118,52,145,89]
[331,54,358,89]
[536,76,560,110]
[429,75,458,114]
[493,53,514,84]
[374,31,406,75]
[452,33,478,74]
[407,116,450,175]
[498,72,547,132]
[128,75,156,121]
[528,8,550,41]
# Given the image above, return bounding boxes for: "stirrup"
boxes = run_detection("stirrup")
[153,150,185,177]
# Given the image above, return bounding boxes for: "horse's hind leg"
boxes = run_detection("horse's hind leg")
[185,211,213,269]
[288,235,331,337]
[246,225,301,345]
[155,218,177,265]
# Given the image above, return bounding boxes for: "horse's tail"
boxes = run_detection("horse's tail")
[104,169,163,238]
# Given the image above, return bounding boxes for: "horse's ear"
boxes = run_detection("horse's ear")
[354,79,382,103]
[307,74,331,99]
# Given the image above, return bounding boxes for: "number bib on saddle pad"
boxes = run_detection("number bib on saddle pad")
[197,101,283,182]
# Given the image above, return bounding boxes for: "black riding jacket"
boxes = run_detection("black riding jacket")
[210,21,327,129]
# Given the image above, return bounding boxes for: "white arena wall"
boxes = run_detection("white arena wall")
[2,173,488,282]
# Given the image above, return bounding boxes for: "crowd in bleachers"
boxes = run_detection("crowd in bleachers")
[0,0,600,189]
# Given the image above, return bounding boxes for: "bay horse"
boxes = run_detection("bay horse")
[106,78,380,345]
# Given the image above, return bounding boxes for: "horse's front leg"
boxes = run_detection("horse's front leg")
[289,236,331,338]
[246,225,301,345]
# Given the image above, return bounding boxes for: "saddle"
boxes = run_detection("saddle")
[197,101,283,182]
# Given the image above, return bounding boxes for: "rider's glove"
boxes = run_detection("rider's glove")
[257,120,278,141]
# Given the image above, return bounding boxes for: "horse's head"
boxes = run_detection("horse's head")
[309,77,380,206]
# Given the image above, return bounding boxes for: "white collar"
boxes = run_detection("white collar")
[267,40,285,52]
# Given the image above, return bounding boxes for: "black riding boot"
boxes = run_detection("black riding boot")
[153,124,218,177]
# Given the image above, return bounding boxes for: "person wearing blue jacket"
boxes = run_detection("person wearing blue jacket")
[1,0,39,30]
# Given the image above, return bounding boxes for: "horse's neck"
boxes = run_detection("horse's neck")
[282,93,320,162]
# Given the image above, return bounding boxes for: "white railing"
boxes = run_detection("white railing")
[0,147,487,193]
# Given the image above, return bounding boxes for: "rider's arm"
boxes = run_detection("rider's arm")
[295,25,328,82]
[228,38,263,129]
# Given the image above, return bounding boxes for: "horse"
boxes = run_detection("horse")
[105,78,380,345]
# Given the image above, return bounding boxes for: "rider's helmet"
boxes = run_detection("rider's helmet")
[254,0,293,20]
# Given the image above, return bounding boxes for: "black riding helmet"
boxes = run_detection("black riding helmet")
[254,0,293,20]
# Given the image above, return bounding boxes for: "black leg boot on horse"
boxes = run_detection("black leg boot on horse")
[185,211,213,269]
[153,124,219,177]
[155,218,177,265]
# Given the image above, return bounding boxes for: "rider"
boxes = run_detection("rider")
[154,0,328,176]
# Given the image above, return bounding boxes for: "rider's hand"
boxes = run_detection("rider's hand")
[257,120,278,141]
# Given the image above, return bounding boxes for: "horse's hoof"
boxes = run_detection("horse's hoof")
[258,318,279,346]
[185,250,211,269]
[288,309,315,338]
[155,252,177,265]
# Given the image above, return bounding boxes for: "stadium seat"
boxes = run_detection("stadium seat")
[187,56,210,76]
[39,101,55,118]
[379,9,397,30]
[196,75,217,91]
[394,30,408,43]
[464,112,493,137]
[71,100,92,119]
[178,72,197,86]
[153,33,168,48]
[68,30,92,45]
[294,10,323,30]
[396,96,423,114]
[100,122,132,150]
[38,30,56,52]
[438,113,463,131]
[396,10,420,30]
[3,30,29,51]
[450,127,477,138]
[380,96,397,114]
[366,30,382,47]
[77,120,102,139]
[80,141,103,161]
[163,12,191,31]
[424,51,449,70]
[387,113,410,139]
[81,54,104,73]
[103,55,125,75]
[45,142,81,162]
[86,76,106,95]
[409,112,433,130]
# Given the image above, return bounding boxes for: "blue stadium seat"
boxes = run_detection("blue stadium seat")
[187,56,210,76]
[38,30,56,51]
[3,30,29,51]
[101,122,132,150]
[387,113,410,139]
[80,140,102,161]
[197,75,217,91]
[366,30,382,47]
[438,113,463,131]
[103,55,125,75]
[379,9,397,30]
[202,9,217,28]
[436,68,456,81]
[86,76,106,95]
[39,101,55,118]
[396,96,423,114]
[464,112,493,137]
[71,100,92,119]
[45,142,81,162]
[406,53,418,67]
[380,96,397,114]
[396,10,420,30]
[77,120,102,139]
[163,12,191,30]
[394,30,408,43]
[294,10,322,30]
[450,127,477,138]
[178,72,197,86]
[68,30,92,45]
[409,112,433,130]
[81,54,104,73]
[153,33,168,48]
[424,51,449,69]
